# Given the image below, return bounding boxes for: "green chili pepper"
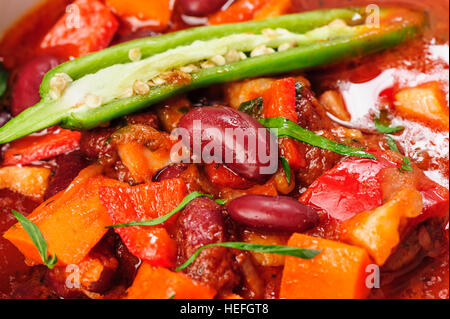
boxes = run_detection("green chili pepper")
[0,8,424,144]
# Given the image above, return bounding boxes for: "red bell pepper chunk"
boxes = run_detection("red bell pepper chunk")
[40,0,119,59]
[99,178,187,267]
[300,151,449,223]
[262,77,298,122]
[204,163,256,190]
[262,77,306,169]
[300,154,396,221]
[2,126,81,166]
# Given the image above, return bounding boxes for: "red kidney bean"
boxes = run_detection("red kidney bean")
[177,106,278,183]
[11,55,60,116]
[228,195,319,233]
[179,0,228,16]
[153,163,188,182]
[176,197,239,291]
[44,151,89,200]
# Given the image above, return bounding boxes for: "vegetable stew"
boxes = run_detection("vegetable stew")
[0,0,448,300]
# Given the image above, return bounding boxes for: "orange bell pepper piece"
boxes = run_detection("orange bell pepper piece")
[127,263,216,299]
[280,233,373,299]
[106,0,173,31]
[341,189,423,266]
[4,165,123,265]
[253,0,293,20]
[40,0,119,59]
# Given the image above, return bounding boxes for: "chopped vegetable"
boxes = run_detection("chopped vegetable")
[300,152,399,221]
[127,263,216,299]
[105,0,173,31]
[0,166,51,200]
[100,179,188,267]
[394,81,449,130]
[262,77,297,122]
[106,190,206,228]
[0,8,425,144]
[259,117,376,159]
[341,189,423,265]
[209,0,267,25]
[11,210,57,269]
[280,233,372,299]
[253,0,294,20]
[40,0,119,59]
[176,242,321,271]
[4,165,120,265]
[0,62,8,98]
[2,126,81,166]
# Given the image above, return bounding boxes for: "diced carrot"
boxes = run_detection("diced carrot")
[99,179,187,267]
[127,263,216,299]
[4,165,123,265]
[319,90,351,122]
[341,189,423,266]
[262,77,298,122]
[0,166,51,200]
[40,0,119,59]
[394,81,449,130]
[204,163,256,189]
[2,127,81,166]
[105,0,173,31]
[209,0,266,25]
[253,0,293,20]
[280,233,373,299]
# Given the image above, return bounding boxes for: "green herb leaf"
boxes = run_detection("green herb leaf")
[280,156,292,184]
[238,97,264,119]
[176,242,321,272]
[215,199,226,205]
[259,117,376,159]
[168,294,176,299]
[0,63,8,98]
[386,136,412,172]
[106,192,212,228]
[400,157,413,172]
[374,117,404,134]
[12,210,57,269]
